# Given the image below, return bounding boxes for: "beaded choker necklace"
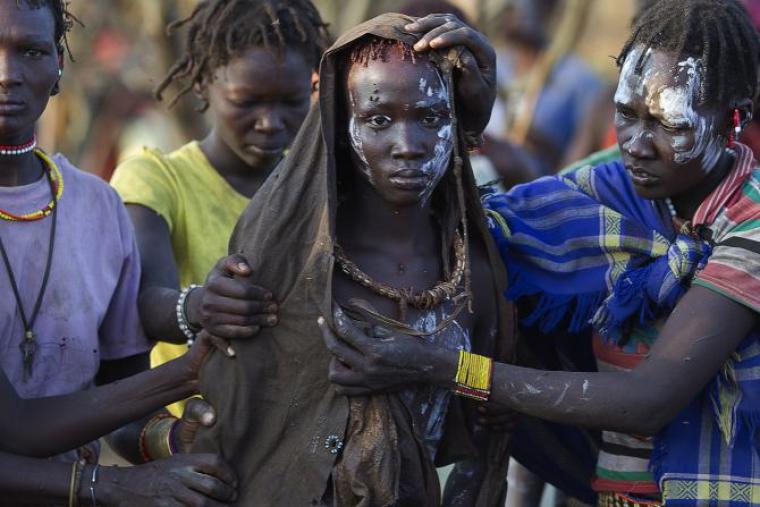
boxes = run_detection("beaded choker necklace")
[0,150,64,222]
[334,229,468,334]
[0,136,37,156]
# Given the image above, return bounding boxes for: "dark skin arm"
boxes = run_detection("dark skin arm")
[0,332,220,457]
[127,204,278,344]
[0,452,237,506]
[405,14,497,136]
[322,285,756,436]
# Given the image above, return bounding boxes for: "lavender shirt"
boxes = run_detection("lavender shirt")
[0,154,150,402]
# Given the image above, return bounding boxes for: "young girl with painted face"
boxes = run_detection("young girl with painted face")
[321,1,760,505]
[191,13,514,506]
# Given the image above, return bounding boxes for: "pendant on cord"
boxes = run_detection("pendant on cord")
[19,330,37,380]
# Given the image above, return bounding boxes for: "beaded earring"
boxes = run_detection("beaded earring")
[728,109,741,148]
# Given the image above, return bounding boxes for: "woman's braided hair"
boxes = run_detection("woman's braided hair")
[18,0,77,58]
[156,0,330,110]
[617,0,760,106]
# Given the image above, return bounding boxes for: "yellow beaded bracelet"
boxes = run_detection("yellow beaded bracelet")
[454,350,493,401]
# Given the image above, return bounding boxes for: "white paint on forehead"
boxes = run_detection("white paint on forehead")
[615,47,723,169]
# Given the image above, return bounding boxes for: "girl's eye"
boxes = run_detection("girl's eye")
[421,114,444,127]
[661,123,689,133]
[24,49,44,58]
[367,115,391,128]
[616,107,636,120]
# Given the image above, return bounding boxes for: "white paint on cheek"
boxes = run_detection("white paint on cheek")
[347,90,373,183]
[419,77,427,94]
[417,71,454,207]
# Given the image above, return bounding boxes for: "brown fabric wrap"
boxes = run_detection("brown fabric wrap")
[192,13,516,506]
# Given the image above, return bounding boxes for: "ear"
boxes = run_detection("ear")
[733,97,754,129]
[51,52,64,96]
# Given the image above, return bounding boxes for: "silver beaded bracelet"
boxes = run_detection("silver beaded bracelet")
[176,284,201,346]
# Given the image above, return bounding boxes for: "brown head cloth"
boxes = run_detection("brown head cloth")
[193,13,515,506]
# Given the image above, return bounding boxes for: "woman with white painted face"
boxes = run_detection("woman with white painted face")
[320,1,760,505]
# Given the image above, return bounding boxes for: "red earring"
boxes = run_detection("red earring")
[729,109,741,148]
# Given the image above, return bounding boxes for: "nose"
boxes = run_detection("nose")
[254,107,285,134]
[621,128,656,160]
[0,50,22,91]
[391,122,426,160]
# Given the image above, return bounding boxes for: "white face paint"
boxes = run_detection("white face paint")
[347,89,372,183]
[615,46,723,170]
[347,65,453,207]
[417,69,453,207]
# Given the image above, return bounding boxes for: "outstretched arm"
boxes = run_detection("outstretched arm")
[322,285,756,435]
[0,332,222,457]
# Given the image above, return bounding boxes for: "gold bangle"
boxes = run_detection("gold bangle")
[144,416,178,460]
[454,350,493,401]
[68,461,82,507]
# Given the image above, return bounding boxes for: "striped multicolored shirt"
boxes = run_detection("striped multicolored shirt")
[590,144,760,501]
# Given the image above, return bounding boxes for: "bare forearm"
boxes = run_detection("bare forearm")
[138,286,189,343]
[0,359,194,457]
[429,349,668,435]
[0,453,87,505]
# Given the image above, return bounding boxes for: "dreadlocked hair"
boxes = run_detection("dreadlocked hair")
[17,0,79,60]
[156,0,330,110]
[617,0,760,107]
[347,37,423,67]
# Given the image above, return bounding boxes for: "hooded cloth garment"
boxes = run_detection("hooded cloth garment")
[192,13,515,507]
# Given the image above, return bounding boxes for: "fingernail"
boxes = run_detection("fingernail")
[317,316,325,326]
[414,41,425,50]
[202,411,215,425]
[267,315,278,325]
[237,262,248,272]
[267,304,278,313]
[430,37,442,47]
[226,346,236,357]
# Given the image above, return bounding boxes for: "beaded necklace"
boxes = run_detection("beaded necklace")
[0,150,60,380]
[0,150,64,221]
[334,229,467,331]
[0,136,36,157]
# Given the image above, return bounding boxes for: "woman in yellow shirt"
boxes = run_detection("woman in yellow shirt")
[111,0,329,414]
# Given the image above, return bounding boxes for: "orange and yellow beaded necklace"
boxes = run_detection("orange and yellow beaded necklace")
[0,149,64,222]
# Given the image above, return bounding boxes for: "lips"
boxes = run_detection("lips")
[389,168,429,191]
[245,142,285,157]
[626,166,661,187]
[0,98,25,114]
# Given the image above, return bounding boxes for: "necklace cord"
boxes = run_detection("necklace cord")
[0,155,58,380]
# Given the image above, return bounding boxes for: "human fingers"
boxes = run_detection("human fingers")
[404,13,452,35]
[320,318,366,368]
[185,454,238,490]
[208,334,235,358]
[182,398,217,427]
[412,20,461,52]
[203,306,279,334]
[331,307,375,351]
[214,254,251,278]
[204,278,274,302]
[327,356,369,386]
[427,28,495,72]
[205,324,261,341]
